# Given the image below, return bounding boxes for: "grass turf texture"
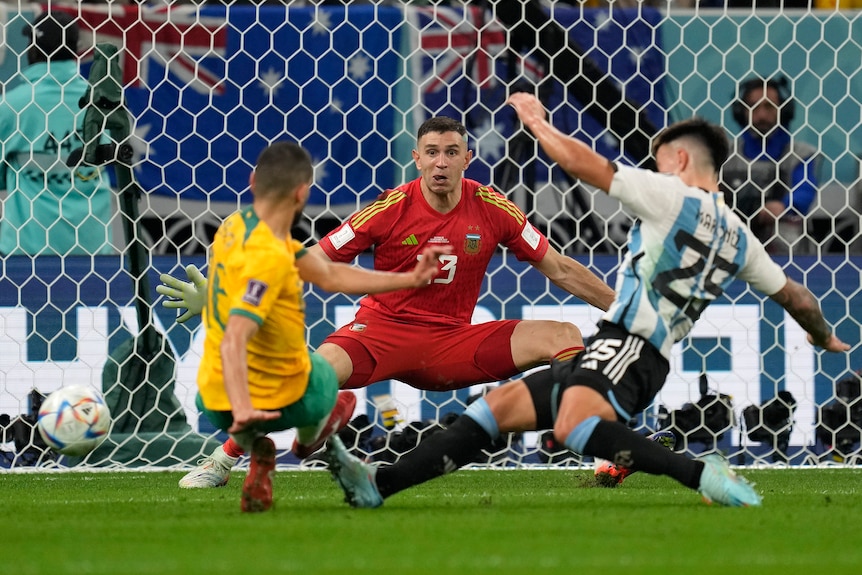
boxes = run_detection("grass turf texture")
[3,468,860,575]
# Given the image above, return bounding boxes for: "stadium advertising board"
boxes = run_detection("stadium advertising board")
[1,255,857,454]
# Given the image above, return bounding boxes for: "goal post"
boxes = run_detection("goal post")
[0,3,860,470]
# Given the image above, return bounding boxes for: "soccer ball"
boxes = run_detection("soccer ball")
[37,385,112,456]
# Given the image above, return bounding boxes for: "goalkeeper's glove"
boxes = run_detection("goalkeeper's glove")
[156,264,208,323]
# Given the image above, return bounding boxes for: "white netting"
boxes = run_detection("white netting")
[0,2,859,469]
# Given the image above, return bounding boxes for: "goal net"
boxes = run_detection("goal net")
[1,2,859,470]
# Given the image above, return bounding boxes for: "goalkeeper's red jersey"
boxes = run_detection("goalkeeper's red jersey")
[318,177,549,325]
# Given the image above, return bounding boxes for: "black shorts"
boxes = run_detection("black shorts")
[525,322,669,428]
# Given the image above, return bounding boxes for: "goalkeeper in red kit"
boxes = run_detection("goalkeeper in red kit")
[160,116,615,488]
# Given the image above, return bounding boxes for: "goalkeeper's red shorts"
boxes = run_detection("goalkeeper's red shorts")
[323,310,520,392]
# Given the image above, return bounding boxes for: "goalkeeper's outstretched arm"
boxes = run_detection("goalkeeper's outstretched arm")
[156,242,450,323]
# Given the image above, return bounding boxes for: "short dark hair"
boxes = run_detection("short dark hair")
[416,116,467,143]
[253,141,313,198]
[25,12,79,63]
[651,118,730,173]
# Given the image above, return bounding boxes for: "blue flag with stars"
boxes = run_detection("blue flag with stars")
[113,4,665,205]
[125,4,406,206]
[406,5,666,184]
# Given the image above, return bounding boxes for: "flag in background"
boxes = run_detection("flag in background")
[407,4,666,186]
[56,4,228,95]
[62,4,406,206]
[57,4,665,205]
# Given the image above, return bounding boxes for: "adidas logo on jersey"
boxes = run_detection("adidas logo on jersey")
[402,234,419,245]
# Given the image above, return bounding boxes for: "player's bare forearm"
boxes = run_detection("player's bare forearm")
[534,248,615,311]
[769,279,850,352]
[551,264,614,312]
[508,92,615,192]
[571,260,616,311]
[220,329,254,426]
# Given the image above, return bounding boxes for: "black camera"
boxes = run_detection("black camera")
[658,374,733,447]
[743,391,796,442]
[537,430,576,465]
[816,372,862,458]
[0,389,57,466]
[366,417,448,464]
[742,390,796,462]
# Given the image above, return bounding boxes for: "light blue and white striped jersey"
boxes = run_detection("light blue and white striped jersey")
[604,164,787,358]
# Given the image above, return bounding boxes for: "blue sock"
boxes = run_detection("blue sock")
[464,397,500,440]
[562,415,602,454]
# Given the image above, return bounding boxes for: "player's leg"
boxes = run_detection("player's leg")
[552,338,705,488]
[178,394,242,488]
[328,369,553,507]
[182,408,276,512]
[422,319,583,387]
[556,384,695,478]
[323,316,582,392]
[358,319,575,391]
[594,430,677,487]
[562,401,759,504]
[553,325,761,506]
[374,379,539,496]
[291,351,357,458]
[315,341,355,385]
[509,319,585,370]
[179,351,347,489]
[240,357,338,512]
[240,435,276,513]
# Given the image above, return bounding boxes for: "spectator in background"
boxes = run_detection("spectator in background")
[0,11,114,256]
[722,76,819,255]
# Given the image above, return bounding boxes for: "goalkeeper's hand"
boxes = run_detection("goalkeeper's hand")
[156,264,208,323]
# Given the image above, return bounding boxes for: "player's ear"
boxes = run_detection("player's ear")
[464,148,473,170]
[295,182,311,204]
[412,148,420,167]
[249,170,256,192]
[676,147,689,174]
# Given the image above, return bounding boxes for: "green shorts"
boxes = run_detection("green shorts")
[197,352,338,435]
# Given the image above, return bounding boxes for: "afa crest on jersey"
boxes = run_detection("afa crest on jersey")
[464,233,481,255]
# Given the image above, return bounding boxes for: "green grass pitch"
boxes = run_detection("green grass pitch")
[3,468,860,575]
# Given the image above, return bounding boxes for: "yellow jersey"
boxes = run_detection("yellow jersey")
[197,206,310,411]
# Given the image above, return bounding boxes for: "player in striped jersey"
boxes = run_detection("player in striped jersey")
[167,116,616,488]
[326,94,850,509]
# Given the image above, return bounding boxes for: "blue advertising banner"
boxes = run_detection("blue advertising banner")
[1,254,858,456]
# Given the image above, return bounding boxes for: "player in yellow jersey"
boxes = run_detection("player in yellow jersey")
[197,141,448,512]
[162,117,614,490]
